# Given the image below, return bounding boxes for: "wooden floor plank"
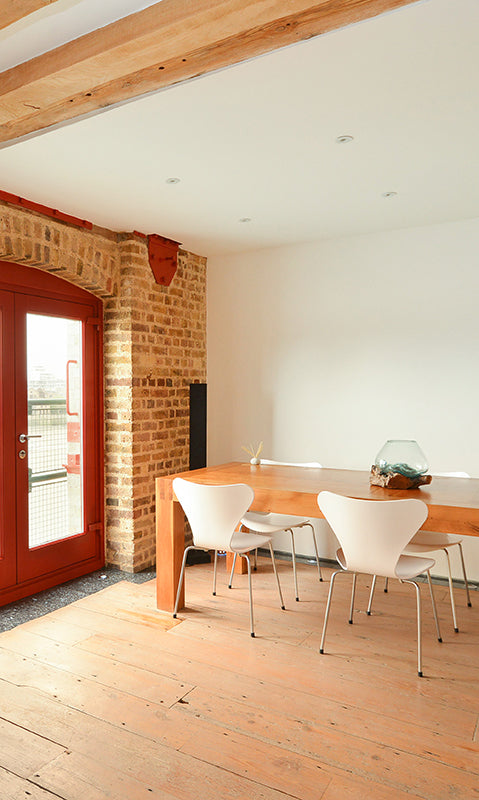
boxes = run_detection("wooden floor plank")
[179,723,333,799]
[33,744,299,800]
[0,648,192,748]
[174,685,479,798]
[320,774,423,800]
[79,626,478,743]
[176,683,479,774]
[0,680,295,800]
[0,767,61,800]
[0,717,66,777]
[1,642,310,797]
[101,633,478,762]
[164,582,479,708]
[30,751,180,800]
[0,563,477,800]
[16,588,179,643]
[136,618,479,720]
[0,627,194,707]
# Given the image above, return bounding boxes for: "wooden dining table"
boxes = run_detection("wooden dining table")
[155,461,479,611]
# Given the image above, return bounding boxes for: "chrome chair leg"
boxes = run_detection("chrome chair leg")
[240,523,258,571]
[457,542,472,607]
[349,572,357,624]
[402,579,422,677]
[444,547,459,632]
[320,569,341,654]
[228,553,237,588]
[212,550,218,595]
[367,575,377,615]
[244,553,255,637]
[384,577,389,593]
[306,522,323,581]
[426,570,442,642]
[173,545,194,618]
[289,529,300,601]
[268,541,285,610]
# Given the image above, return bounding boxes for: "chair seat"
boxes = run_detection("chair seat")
[230,529,272,553]
[240,506,322,600]
[406,531,463,549]
[242,511,310,533]
[395,554,436,579]
[336,548,435,580]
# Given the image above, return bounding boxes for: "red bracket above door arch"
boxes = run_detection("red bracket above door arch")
[147,234,180,286]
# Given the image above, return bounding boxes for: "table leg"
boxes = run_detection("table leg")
[156,493,185,612]
[226,552,248,574]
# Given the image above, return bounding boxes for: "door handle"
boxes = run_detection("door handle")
[18,433,42,443]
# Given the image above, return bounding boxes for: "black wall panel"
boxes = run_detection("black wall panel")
[189,383,207,470]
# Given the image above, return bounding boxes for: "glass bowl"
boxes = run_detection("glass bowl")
[374,440,429,478]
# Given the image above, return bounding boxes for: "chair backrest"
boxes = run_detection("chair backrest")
[259,459,322,468]
[173,478,254,550]
[317,491,428,578]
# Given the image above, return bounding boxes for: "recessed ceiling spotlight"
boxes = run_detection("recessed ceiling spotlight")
[239,217,252,223]
[336,135,354,144]
[165,177,180,184]
[381,191,398,198]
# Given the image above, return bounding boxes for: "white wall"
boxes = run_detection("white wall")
[207,217,479,581]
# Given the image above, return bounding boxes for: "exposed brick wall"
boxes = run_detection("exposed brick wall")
[0,200,207,572]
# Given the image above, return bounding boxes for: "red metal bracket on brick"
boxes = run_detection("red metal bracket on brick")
[147,234,180,286]
[0,189,93,229]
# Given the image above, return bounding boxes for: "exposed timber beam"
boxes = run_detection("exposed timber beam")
[0,0,420,145]
[0,0,60,31]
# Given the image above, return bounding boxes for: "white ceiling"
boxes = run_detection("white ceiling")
[0,0,478,257]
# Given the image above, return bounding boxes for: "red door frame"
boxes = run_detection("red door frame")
[0,289,16,590]
[0,262,104,606]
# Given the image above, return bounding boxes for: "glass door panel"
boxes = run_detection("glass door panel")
[27,314,84,548]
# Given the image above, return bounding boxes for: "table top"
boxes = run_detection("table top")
[156,461,479,536]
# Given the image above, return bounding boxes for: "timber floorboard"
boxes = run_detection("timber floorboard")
[0,559,478,799]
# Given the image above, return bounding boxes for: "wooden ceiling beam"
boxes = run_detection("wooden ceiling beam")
[0,0,60,31]
[0,0,420,145]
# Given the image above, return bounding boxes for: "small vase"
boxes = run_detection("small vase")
[374,440,428,478]
[250,458,260,465]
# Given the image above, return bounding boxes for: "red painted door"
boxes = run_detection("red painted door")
[0,263,104,605]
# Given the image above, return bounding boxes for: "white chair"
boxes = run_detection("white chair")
[240,459,323,601]
[317,491,442,677]
[372,472,472,632]
[172,478,285,637]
